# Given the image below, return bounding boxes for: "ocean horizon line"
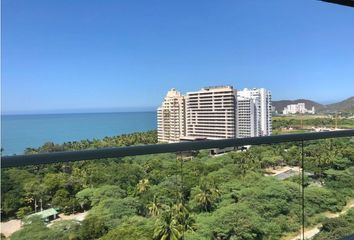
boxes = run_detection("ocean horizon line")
[1,110,157,116]
[2,111,157,155]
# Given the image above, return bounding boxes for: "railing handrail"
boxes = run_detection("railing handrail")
[1,129,354,168]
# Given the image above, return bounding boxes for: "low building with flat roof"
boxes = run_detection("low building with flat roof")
[27,208,58,222]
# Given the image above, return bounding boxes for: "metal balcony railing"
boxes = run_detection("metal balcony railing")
[2,129,354,168]
[321,0,354,8]
[1,129,354,240]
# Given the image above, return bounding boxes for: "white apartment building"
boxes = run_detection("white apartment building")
[237,88,272,136]
[283,103,315,115]
[236,96,258,138]
[157,88,186,143]
[186,86,237,139]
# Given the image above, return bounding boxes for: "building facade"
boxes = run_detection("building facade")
[185,86,237,139]
[157,88,186,142]
[237,88,272,136]
[157,86,272,143]
[236,96,258,138]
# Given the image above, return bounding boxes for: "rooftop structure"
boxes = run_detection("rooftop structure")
[27,208,58,222]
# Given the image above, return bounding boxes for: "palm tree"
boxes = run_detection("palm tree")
[137,178,150,194]
[312,140,336,184]
[172,203,195,238]
[148,195,162,217]
[172,202,188,217]
[153,210,182,240]
[23,179,44,211]
[194,185,220,212]
[231,151,259,177]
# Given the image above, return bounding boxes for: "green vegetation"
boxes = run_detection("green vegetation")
[273,116,354,130]
[313,208,354,240]
[1,131,354,239]
[324,96,354,114]
[10,216,80,240]
[272,96,354,114]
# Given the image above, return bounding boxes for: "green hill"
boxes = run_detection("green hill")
[323,96,354,113]
[272,99,324,113]
[273,96,354,114]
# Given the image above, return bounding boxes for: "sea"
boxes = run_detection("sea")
[1,112,157,156]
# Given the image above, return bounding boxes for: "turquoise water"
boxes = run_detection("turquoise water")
[1,112,156,155]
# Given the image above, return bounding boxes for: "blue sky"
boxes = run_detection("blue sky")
[2,0,354,114]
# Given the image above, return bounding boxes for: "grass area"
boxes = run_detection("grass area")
[274,115,331,120]
[273,115,354,130]
[273,129,308,135]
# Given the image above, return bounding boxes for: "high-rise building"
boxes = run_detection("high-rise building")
[157,86,272,144]
[237,88,272,136]
[236,96,258,138]
[157,88,186,143]
[185,86,237,139]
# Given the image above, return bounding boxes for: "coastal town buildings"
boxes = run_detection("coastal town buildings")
[283,103,315,115]
[157,86,272,143]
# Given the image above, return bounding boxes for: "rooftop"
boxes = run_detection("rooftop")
[28,208,58,220]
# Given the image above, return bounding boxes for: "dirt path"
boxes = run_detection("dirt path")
[1,211,88,237]
[323,199,354,219]
[47,211,88,227]
[288,225,322,240]
[288,199,354,240]
[0,219,22,238]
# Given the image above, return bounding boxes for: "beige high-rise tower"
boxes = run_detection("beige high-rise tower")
[157,88,186,142]
[185,86,237,139]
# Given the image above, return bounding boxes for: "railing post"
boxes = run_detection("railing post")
[301,140,305,240]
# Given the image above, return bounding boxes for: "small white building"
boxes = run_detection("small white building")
[283,103,315,115]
